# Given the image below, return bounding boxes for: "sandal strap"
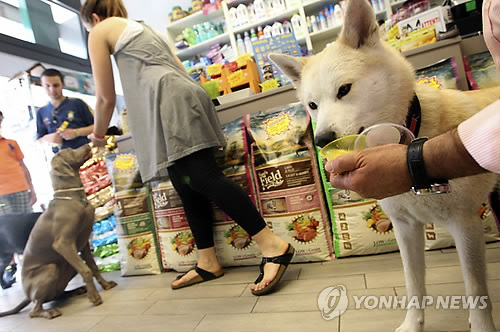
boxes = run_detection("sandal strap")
[195,266,219,281]
[254,246,294,284]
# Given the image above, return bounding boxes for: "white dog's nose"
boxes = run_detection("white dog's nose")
[315,132,337,148]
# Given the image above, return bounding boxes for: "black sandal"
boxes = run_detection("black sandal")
[251,244,295,296]
[171,266,224,290]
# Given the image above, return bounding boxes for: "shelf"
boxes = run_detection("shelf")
[175,33,230,58]
[225,0,252,9]
[390,0,407,7]
[233,8,299,34]
[167,8,224,33]
[309,24,342,42]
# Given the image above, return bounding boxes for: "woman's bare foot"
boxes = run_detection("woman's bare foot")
[251,229,290,293]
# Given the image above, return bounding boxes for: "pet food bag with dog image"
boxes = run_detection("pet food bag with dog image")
[464,51,500,90]
[246,103,334,262]
[415,57,459,90]
[106,152,162,276]
[213,118,262,267]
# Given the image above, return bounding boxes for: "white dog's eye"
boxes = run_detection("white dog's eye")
[308,102,318,110]
[337,84,352,99]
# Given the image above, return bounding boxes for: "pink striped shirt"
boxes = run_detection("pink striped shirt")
[457,0,500,174]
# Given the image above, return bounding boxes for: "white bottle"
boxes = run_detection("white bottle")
[236,33,247,56]
[377,0,385,11]
[263,25,273,38]
[311,15,319,33]
[271,0,286,15]
[334,4,344,25]
[291,14,305,39]
[244,31,254,55]
[254,0,266,19]
[247,4,255,24]
[263,0,273,17]
[229,7,239,28]
[282,20,293,34]
[236,4,249,27]
[271,21,284,36]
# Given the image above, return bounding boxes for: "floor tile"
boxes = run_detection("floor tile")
[299,258,403,279]
[148,283,246,300]
[195,312,339,332]
[11,315,105,332]
[144,297,257,315]
[88,314,204,332]
[205,265,301,285]
[339,307,406,332]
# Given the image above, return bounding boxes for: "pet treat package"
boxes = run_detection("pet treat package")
[246,103,334,262]
[106,152,162,276]
[424,202,500,250]
[464,52,500,90]
[213,118,262,267]
[415,58,458,90]
[313,122,399,258]
[150,179,198,272]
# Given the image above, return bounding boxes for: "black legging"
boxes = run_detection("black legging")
[167,148,266,249]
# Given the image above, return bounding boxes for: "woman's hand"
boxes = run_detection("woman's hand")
[88,132,106,147]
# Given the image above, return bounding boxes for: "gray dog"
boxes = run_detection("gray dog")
[0,144,117,319]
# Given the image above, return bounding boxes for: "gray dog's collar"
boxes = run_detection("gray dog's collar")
[53,187,89,204]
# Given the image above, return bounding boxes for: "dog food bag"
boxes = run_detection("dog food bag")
[150,179,199,272]
[213,118,263,267]
[246,103,334,262]
[464,52,500,90]
[425,202,500,250]
[106,152,162,276]
[312,121,399,258]
[415,58,458,90]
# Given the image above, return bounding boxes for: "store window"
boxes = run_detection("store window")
[0,0,87,59]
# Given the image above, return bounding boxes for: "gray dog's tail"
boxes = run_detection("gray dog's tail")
[0,298,30,317]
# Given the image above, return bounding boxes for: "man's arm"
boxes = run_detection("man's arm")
[58,124,94,140]
[19,160,36,205]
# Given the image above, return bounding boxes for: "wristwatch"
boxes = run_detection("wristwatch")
[406,137,450,195]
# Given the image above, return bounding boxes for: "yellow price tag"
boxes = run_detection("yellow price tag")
[228,70,246,87]
[260,79,279,92]
[207,64,223,77]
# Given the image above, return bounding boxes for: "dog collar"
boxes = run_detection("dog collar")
[405,94,422,138]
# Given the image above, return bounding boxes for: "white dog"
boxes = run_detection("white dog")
[270,0,499,331]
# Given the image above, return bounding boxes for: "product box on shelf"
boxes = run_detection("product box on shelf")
[252,33,301,85]
[397,5,452,36]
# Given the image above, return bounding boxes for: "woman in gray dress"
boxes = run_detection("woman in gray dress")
[81,0,294,295]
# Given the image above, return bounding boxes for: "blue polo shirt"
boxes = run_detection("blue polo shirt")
[36,97,94,151]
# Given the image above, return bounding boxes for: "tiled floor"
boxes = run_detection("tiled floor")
[1,242,499,332]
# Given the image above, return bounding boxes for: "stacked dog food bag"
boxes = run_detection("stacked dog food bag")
[79,143,120,271]
[246,103,334,262]
[105,151,162,276]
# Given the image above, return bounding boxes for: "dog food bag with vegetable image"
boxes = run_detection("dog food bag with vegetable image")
[246,103,334,262]
[106,151,162,276]
[213,117,263,267]
[415,57,458,90]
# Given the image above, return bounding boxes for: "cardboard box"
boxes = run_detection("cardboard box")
[397,6,452,36]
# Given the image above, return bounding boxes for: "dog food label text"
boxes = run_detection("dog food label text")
[256,159,315,192]
[259,169,284,190]
[264,112,291,137]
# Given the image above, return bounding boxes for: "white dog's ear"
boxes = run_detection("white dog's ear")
[338,0,380,49]
[269,53,307,88]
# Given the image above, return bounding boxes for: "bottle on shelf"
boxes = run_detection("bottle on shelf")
[319,11,327,30]
[377,0,385,11]
[291,14,306,39]
[263,24,273,38]
[236,33,247,55]
[328,4,336,27]
[247,4,255,24]
[311,15,319,32]
[334,4,344,25]
[271,21,284,36]
[264,0,273,17]
[254,0,267,20]
[237,4,249,27]
[282,19,293,34]
[244,31,254,55]
[306,16,312,33]
[229,7,239,28]
[271,0,286,15]
[257,25,265,39]
[250,28,258,41]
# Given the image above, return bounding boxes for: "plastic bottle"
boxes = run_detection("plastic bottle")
[319,11,327,30]
[370,0,380,12]
[329,4,336,26]
[237,4,249,27]
[254,0,266,19]
[282,20,293,34]
[244,31,254,55]
[311,16,319,32]
[198,24,208,42]
[377,0,385,11]
[334,4,344,25]
[257,25,265,39]
[271,21,284,36]
[291,14,305,39]
[263,25,273,38]
[323,9,330,28]
[271,0,286,15]
[306,16,312,33]
[264,0,273,17]
[247,3,255,23]
[236,33,246,55]
[250,28,258,41]
[229,7,239,28]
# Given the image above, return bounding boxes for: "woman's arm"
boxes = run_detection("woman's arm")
[87,21,116,145]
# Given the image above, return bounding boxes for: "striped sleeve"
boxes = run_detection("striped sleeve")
[458,100,500,174]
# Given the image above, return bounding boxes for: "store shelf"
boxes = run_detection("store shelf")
[390,0,406,8]
[233,8,299,34]
[168,8,224,33]
[303,0,335,14]
[225,0,252,9]
[309,24,342,42]
[175,33,230,58]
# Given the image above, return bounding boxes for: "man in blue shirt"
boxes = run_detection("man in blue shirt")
[36,69,94,152]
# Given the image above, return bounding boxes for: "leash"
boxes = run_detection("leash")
[405,94,422,138]
[53,187,88,203]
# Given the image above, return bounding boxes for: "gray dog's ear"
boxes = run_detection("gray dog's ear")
[338,0,380,49]
[51,155,76,178]
[269,53,308,88]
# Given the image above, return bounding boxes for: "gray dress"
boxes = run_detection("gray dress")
[113,21,226,182]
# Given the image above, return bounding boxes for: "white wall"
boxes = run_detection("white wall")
[122,0,193,34]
